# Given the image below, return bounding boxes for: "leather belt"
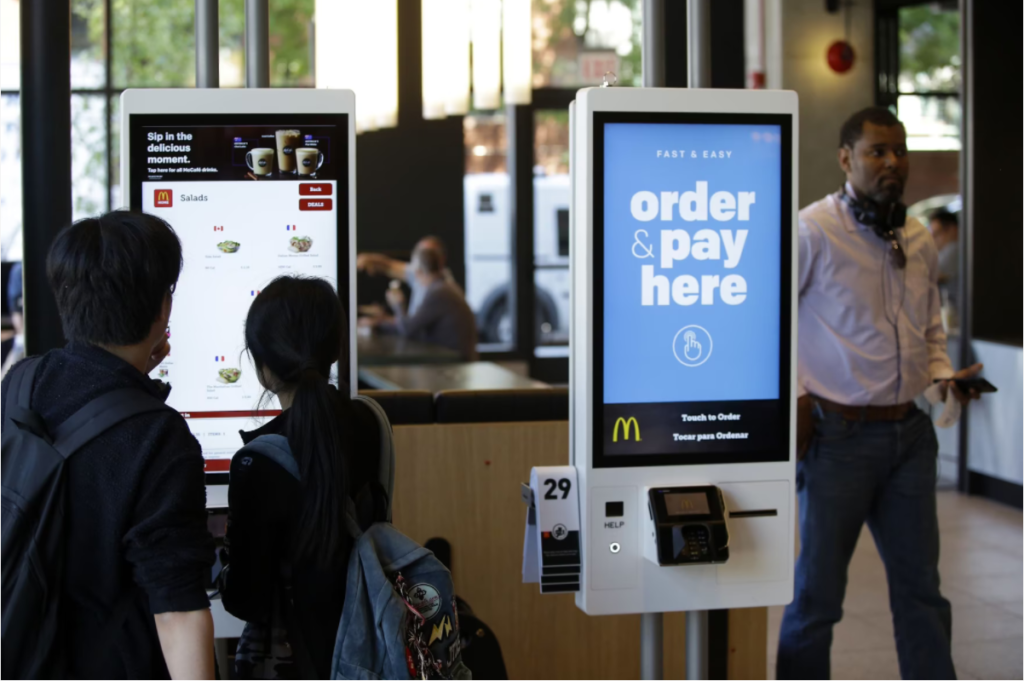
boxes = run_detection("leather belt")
[811,395,915,422]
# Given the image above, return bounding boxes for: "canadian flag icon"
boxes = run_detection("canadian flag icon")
[214,226,224,232]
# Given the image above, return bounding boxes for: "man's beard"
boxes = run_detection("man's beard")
[872,175,905,205]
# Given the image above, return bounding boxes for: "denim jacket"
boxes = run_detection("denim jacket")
[242,434,471,680]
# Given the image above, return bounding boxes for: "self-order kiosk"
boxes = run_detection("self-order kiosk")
[525,87,798,621]
[120,89,356,507]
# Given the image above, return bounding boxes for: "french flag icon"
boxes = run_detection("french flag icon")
[250,290,261,296]
[286,225,297,231]
[215,355,225,362]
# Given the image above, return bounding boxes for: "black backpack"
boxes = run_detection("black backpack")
[1,357,170,679]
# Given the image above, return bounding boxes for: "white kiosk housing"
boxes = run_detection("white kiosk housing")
[120,89,356,505]
[570,87,799,616]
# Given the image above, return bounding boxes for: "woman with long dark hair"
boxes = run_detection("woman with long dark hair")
[218,275,377,679]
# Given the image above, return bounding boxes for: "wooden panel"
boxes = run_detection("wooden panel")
[728,607,768,680]
[391,422,767,679]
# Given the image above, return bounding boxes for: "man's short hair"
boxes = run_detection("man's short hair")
[418,235,447,266]
[929,208,958,229]
[47,211,182,345]
[412,246,444,275]
[839,107,904,149]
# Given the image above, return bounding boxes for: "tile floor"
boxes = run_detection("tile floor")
[767,491,1023,680]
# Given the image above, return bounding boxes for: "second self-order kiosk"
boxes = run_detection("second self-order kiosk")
[525,86,798,674]
[120,89,356,508]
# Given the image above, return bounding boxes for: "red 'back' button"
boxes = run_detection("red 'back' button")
[299,183,333,196]
[299,198,333,211]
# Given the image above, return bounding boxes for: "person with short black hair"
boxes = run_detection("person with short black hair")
[776,108,983,679]
[1,211,215,679]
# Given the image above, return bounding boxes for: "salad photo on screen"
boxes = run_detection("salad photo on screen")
[217,368,242,384]
[289,235,313,253]
[217,240,241,253]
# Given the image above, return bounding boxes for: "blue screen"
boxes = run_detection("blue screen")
[602,122,783,405]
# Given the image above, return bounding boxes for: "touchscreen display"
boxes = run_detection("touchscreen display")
[129,114,348,472]
[595,114,791,467]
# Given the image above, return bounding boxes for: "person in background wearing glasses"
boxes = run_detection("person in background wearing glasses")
[776,107,983,680]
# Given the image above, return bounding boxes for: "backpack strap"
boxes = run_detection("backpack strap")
[4,358,49,441]
[51,388,170,459]
[239,434,299,479]
[352,394,395,522]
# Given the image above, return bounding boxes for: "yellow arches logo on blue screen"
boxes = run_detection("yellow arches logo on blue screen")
[613,417,641,442]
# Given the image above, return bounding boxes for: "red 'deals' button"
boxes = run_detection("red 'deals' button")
[299,183,333,196]
[299,198,333,211]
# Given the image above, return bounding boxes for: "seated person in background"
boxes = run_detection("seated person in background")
[366,244,479,361]
[357,235,463,318]
[218,276,380,679]
[928,208,959,307]
[0,212,215,680]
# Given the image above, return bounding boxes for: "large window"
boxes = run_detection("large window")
[532,0,642,88]
[0,0,315,263]
[897,4,960,150]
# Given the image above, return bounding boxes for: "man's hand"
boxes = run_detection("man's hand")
[357,252,392,276]
[941,362,984,406]
[146,339,171,375]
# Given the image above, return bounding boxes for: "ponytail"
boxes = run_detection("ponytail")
[244,276,354,566]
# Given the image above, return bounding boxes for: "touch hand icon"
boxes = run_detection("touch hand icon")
[682,330,701,361]
[673,325,712,367]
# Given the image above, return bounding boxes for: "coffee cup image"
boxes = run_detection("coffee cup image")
[295,147,324,176]
[275,129,302,174]
[246,148,275,177]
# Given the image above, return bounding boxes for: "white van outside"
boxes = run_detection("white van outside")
[464,173,570,347]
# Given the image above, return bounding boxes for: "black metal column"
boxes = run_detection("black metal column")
[196,0,220,88]
[506,104,535,364]
[20,0,71,354]
[245,0,269,88]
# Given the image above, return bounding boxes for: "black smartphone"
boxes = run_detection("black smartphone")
[953,377,998,394]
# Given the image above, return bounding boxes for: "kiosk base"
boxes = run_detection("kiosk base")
[641,610,708,680]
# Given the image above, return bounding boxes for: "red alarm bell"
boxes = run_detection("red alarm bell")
[827,40,855,73]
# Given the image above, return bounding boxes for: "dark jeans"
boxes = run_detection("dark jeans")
[777,407,955,680]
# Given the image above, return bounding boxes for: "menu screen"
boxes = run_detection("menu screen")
[592,112,792,468]
[128,113,348,472]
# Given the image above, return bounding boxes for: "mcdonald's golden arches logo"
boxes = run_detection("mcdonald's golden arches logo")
[613,416,641,442]
[154,189,173,207]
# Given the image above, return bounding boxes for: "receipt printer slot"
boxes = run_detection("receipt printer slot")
[647,486,729,566]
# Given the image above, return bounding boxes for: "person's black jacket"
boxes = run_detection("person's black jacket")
[218,394,380,679]
[0,344,214,679]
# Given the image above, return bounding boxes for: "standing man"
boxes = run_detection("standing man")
[777,107,982,680]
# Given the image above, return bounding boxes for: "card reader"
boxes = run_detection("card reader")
[644,486,730,566]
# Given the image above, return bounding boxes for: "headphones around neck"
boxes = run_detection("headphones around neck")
[839,186,907,232]
[840,186,908,268]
